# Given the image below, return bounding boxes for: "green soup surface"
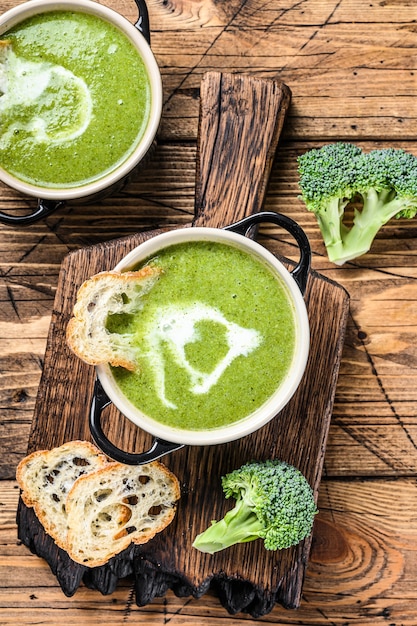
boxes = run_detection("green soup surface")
[108,241,297,431]
[0,10,151,187]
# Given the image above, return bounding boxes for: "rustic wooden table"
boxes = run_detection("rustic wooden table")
[1,0,416,624]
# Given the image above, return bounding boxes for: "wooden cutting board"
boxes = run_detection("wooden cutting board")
[17,72,349,618]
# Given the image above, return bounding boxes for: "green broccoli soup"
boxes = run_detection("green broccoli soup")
[0,11,151,187]
[109,241,298,431]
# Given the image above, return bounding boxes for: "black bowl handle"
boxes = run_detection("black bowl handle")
[224,211,311,295]
[133,0,151,44]
[0,198,64,226]
[89,377,184,464]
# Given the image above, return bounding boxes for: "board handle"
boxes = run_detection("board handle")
[193,72,291,228]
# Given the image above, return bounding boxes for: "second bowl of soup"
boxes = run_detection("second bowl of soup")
[0,0,162,224]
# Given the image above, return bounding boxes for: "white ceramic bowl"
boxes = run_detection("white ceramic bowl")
[0,0,162,216]
[95,224,310,448]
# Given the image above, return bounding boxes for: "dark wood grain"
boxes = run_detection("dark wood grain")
[193,72,291,227]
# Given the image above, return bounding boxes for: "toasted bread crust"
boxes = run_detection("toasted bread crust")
[65,460,180,566]
[66,266,162,370]
[16,441,108,550]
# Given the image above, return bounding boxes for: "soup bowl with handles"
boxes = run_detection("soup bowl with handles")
[0,0,162,225]
[89,211,311,464]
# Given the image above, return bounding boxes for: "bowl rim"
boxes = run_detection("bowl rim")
[0,0,162,200]
[96,227,310,446]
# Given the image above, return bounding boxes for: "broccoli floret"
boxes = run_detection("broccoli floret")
[192,459,318,555]
[297,143,417,265]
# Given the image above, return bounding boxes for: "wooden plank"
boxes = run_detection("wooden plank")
[2,140,416,251]
[2,0,416,27]
[1,0,411,141]
[4,477,417,624]
[143,0,417,141]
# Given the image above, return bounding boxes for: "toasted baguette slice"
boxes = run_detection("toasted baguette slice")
[65,461,181,567]
[66,266,162,371]
[16,441,108,550]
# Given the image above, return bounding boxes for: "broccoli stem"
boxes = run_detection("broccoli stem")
[315,196,350,264]
[329,188,406,265]
[192,498,263,555]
